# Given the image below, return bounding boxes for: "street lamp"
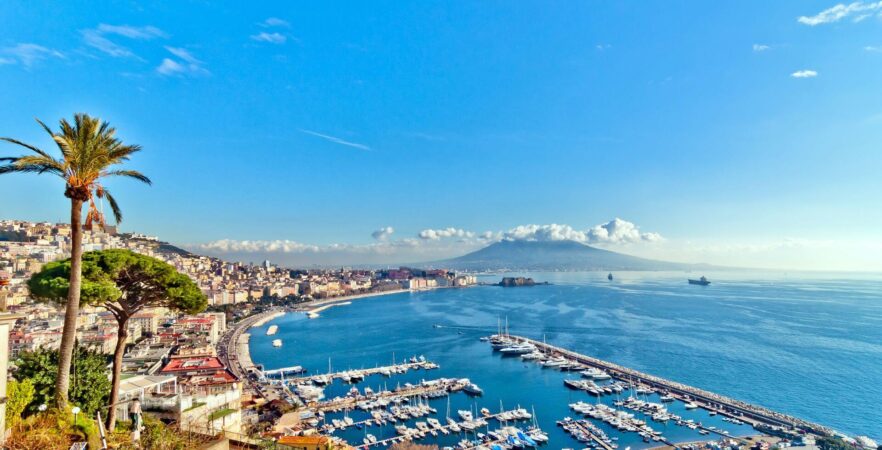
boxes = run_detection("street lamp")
[72,406,81,425]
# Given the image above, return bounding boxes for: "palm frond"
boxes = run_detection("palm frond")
[104,169,152,185]
[0,137,53,159]
[0,162,63,175]
[102,188,123,224]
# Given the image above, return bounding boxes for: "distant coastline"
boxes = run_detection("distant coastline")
[296,284,475,317]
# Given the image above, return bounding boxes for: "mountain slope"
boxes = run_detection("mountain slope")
[436,239,699,271]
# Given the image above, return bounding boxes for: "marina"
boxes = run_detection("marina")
[486,332,833,445]
[245,274,882,447]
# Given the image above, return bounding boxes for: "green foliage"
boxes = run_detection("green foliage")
[817,437,857,450]
[13,348,56,413]
[6,378,35,427]
[14,346,111,415]
[28,249,207,314]
[113,415,209,450]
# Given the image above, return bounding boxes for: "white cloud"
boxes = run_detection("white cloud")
[261,17,290,28]
[298,129,370,151]
[797,1,882,26]
[585,218,663,244]
[753,44,771,52]
[501,219,663,245]
[865,45,882,52]
[157,46,209,76]
[189,219,663,266]
[791,69,818,78]
[0,43,64,68]
[82,24,166,58]
[418,228,476,240]
[197,239,320,253]
[371,227,395,241]
[251,32,287,44]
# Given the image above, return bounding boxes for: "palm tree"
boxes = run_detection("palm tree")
[0,114,151,409]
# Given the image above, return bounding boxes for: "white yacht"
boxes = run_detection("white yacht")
[499,343,536,354]
[272,339,282,347]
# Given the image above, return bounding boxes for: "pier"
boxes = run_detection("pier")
[284,360,439,385]
[334,408,537,449]
[505,334,834,439]
[310,377,466,412]
[262,365,307,379]
[563,419,616,450]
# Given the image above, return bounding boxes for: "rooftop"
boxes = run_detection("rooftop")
[161,357,224,373]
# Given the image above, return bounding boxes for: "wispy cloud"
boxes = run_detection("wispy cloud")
[260,17,290,28]
[595,43,612,51]
[298,129,371,151]
[251,32,287,44]
[798,1,882,26]
[82,24,166,58]
[791,69,818,78]
[156,46,209,76]
[0,43,64,68]
[753,44,771,52]
[97,24,166,39]
[865,45,882,52]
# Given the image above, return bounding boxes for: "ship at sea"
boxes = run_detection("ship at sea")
[272,339,282,347]
[688,276,711,286]
[266,325,279,335]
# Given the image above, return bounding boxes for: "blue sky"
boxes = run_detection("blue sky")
[2,1,882,269]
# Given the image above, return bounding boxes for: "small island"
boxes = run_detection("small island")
[498,277,550,287]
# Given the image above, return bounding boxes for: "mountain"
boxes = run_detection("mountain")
[435,239,702,271]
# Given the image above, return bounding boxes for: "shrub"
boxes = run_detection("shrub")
[6,379,35,427]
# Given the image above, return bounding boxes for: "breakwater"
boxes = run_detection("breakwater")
[508,334,835,438]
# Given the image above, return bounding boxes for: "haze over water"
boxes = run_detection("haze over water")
[250,271,882,446]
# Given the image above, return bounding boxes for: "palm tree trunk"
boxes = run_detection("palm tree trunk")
[106,317,129,431]
[55,197,84,409]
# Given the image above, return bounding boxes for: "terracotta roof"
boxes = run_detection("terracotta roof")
[161,357,224,373]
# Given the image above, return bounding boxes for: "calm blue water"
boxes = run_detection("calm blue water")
[249,271,882,447]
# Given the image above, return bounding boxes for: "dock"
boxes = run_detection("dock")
[339,408,536,448]
[310,377,466,412]
[565,420,616,450]
[262,365,307,379]
[284,360,439,385]
[505,334,834,439]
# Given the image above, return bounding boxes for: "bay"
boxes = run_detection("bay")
[249,271,882,447]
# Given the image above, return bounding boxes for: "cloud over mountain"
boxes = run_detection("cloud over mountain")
[502,219,662,245]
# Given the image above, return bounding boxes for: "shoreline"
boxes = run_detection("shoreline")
[645,435,780,450]
[295,285,475,317]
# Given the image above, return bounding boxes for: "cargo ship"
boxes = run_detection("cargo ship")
[688,276,710,286]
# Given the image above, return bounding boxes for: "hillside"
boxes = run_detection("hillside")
[436,239,701,271]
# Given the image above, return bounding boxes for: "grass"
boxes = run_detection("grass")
[184,400,206,412]
[207,408,236,421]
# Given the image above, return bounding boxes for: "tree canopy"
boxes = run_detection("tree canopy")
[27,249,207,316]
[14,346,111,415]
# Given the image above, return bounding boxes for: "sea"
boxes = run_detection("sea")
[248,271,882,448]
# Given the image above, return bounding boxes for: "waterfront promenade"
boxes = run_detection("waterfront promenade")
[508,334,835,439]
